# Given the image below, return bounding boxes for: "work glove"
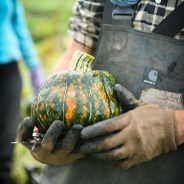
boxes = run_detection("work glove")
[17,118,84,165]
[30,68,43,95]
[79,84,178,169]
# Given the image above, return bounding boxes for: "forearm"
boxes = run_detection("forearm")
[53,39,94,72]
[175,110,184,145]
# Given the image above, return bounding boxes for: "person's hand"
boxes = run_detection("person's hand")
[79,84,178,169]
[17,118,84,165]
[30,68,43,95]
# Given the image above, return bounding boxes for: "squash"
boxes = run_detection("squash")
[31,51,122,133]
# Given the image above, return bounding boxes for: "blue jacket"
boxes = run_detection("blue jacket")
[0,0,40,70]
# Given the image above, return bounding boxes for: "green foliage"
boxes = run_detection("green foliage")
[22,0,75,42]
[12,1,75,183]
[21,0,75,74]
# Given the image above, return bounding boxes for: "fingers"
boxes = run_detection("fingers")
[34,122,82,154]
[90,143,143,170]
[30,123,83,165]
[17,117,35,150]
[41,120,65,152]
[80,131,126,153]
[68,152,85,161]
[17,117,34,142]
[119,158,136,169]
[92,145,128,161]
[114,84,139,111]
[118,156,146,169]
[81,114,127,139]
[60,124,83,153]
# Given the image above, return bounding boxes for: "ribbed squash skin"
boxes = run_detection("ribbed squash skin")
[31,70,122,133]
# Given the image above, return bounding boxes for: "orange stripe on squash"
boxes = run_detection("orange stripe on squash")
[97,82,110,119]
[52,86,60,91]
[58,87,65,102]
[65,84,75,123]
[80,91,88,123]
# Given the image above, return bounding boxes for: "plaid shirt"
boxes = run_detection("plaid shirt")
[69,0,184,51]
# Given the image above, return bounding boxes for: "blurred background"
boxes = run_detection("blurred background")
[11,0,75,183]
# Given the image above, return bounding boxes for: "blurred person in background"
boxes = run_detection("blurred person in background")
[17,0,184,184]
[0,0,42,183]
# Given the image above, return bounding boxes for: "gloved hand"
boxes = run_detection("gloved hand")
[17,118,84,165]
[79,84,179,169]
[30,68,43,95]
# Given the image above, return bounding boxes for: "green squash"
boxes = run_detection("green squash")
[31,51,122,133]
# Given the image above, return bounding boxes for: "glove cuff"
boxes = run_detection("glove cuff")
[139,105,178,160]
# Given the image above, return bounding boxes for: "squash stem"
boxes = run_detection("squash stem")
[69,50,95,72]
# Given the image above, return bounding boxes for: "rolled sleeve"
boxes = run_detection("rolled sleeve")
[69,0,104,51]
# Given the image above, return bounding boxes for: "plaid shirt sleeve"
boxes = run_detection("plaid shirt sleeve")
[69,0,104,51]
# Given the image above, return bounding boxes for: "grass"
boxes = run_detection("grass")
[11,0,75,183]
